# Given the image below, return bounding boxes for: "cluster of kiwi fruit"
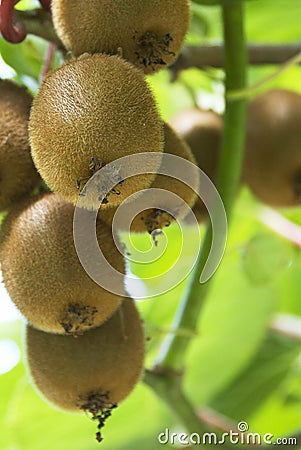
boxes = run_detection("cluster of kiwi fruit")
[2,0,301,444]
[242,89,301,208]
[0,0,196,444]
[171,89,301,213]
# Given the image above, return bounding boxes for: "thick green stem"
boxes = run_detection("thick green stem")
[155,1,248,372]
[217,3,248,212]
[144,370,208,435]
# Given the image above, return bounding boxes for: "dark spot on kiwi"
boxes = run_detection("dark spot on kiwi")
[133,31,175,69]
[78,391,117,443]
[96,165,124,204]
[60,303,98,336]
[143,209,171,234]
[29,54,163,209]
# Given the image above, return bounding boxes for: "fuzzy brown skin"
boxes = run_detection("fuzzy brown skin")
[1,193,124,334]
[29,54,163,210]
[26,299,144,412]
[243,89,301,207]
[170,108,222,222]
[0,80,41,211]
[100,123,199,233]
[51,0,190,74]
[0,193,42,253]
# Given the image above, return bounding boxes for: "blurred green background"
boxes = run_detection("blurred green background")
[1,1,301,449]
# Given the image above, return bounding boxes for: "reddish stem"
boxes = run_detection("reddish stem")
[38,0,51,10]
[0,0,26,43]
[39,42,56,82]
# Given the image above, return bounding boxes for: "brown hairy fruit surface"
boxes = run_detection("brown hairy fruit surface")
[0,193,43,254]
[51,0,190,74]
[29,54,163,209]
[100,123,198,233]
[0,193,124,335]
[26,298,144,441]
[0,80,41,211]
[243,89,301,207]
[170,108,222,222]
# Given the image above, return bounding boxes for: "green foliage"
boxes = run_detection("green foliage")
[0,35,46,80]
[209,332,301,423]
[192,0,257,5]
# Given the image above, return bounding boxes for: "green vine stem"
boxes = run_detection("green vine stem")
[144,370,210,434]
[227,50,301,101]
[154,1,248,374]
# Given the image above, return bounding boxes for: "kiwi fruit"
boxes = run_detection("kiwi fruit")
[100,123,198,234]
[243,89,301,207]
[170,108,222,221]
[29,54,163,210]
[0,80,41,211]
[26,298,144,442]
[0,193,125,335]
[0,192,40,253]
[51,0,190,74]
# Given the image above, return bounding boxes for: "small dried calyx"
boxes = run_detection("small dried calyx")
[79,391,117,443]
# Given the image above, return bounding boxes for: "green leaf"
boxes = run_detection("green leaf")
[246,0,301,42]
[15,0,40,10]
[184,249,276,405]
[192,0,255,5]
[241,233,293,285]
[277,260,301,316]
[147,71,195,121]
[248,350,301,436]
[0,36,45,80]
[188,5,210,44]
[0,35,61,84]
[209,331,301,419]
